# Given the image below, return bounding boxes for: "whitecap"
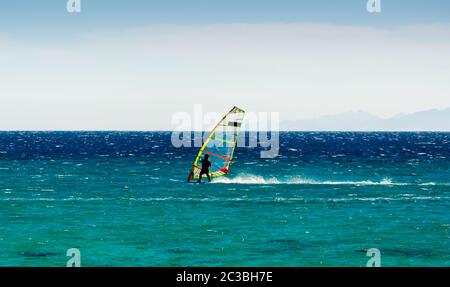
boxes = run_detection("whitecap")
[212,174,404,186]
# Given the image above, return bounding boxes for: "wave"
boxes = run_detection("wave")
[211,174,445,186]
[1,196,448,203]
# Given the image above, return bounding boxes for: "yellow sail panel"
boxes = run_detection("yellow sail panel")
[188,106,245,182]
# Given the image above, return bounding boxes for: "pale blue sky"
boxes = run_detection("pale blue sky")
[1,1,450,130]
[2,0,450,42]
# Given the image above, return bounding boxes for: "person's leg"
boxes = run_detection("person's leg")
[207,173,211,182]
[197,171,203,183]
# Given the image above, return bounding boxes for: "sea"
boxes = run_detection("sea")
[0,131,448,266]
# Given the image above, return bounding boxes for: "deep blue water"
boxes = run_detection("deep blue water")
[0,132,449,266]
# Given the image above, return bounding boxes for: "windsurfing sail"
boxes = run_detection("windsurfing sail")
[187,106,245,182]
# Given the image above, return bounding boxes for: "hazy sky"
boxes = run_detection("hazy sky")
[1,0,450,130]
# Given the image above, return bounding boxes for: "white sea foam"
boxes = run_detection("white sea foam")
[212,175,281,184]
[211,174,443,186]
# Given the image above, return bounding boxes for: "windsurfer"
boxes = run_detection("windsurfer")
[198,154,211,183]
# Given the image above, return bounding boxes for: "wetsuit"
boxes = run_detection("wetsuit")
[198,157,211,182]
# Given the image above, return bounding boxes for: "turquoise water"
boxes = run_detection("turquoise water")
[0,132,449,266]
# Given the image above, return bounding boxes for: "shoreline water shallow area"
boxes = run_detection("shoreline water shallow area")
[0,132,449,266]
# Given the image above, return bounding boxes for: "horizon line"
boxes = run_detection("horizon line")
[0,130,449,133]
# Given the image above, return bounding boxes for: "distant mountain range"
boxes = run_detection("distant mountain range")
[280,108,450,131]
